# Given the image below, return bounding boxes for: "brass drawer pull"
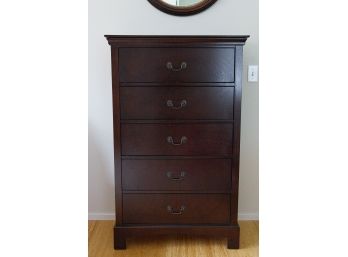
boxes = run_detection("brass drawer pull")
[166,99,187,110]
[166,61,187,72]
[167,205,186,215]
[166,171,186,181]
[167,136,187,146]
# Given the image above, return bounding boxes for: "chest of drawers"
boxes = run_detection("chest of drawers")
[105,35,249,249]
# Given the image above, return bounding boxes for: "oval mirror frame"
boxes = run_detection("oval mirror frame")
[148,0,218,16]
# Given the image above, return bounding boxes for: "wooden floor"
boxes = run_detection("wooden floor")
[89,220,258,257]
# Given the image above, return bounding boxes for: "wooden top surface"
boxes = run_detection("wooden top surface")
[105,35,249,45]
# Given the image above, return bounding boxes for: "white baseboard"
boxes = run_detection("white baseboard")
[89,213,115,220]
[238,212,259,220]
[88,212,259,221]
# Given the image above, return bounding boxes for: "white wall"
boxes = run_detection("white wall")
[89,0,259,220]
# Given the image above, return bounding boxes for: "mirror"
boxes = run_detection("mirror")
[161,0,205,7]
[148,0,217,16]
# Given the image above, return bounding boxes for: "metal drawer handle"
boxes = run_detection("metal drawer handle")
[167,136,187,146]
[166,99,187,110]
[166,61,187,72]
[166,171,186,181]
[167,205,186,215]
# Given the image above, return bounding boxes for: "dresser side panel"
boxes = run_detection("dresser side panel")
[231,45,243,224]
[111,46,123,225]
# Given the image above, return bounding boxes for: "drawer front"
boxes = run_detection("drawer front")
[122,159,231,191]
[120,87,234,120]
[123,194,230,224]
[121,124,233,156]
[119,47,235,83]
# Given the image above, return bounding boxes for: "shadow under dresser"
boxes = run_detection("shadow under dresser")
[105,35,249,249]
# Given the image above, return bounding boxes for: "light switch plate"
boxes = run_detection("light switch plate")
[248,65,258,82]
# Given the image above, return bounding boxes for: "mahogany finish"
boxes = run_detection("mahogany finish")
[105,35,248,250]
[119,47,235,83]
[120,86,234,120]
[122,159,231,191]
[121,123,233,156]
[123,194,230,224]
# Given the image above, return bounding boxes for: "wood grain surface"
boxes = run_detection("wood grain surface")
[88,220,259,257]
[123,194,230,224]
[119,47,235,83]
[121,123,233,156]
[120,86,235,120]
[122,159,231,191]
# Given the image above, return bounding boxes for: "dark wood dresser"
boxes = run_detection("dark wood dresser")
[105,35,249,249]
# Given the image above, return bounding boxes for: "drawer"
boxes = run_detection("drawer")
[123,194,230,224]
[119,47,235,83]
[120,87,234,120]
[122,159,231,191]
[121,123,233,156]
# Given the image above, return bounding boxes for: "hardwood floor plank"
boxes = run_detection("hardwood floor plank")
[88,220,258,257]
